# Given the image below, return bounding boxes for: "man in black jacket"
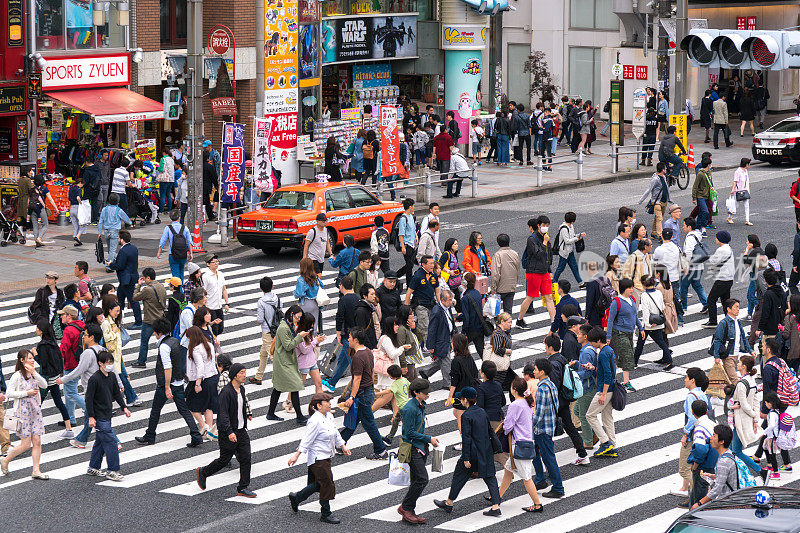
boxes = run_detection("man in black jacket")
[196,362,256,498]
[135,318,203,447]
[561,315,585,362]
[323,276,360,392]
[757,269,786,337]
[354,284,379,349]
[789,223,800,295]
[544,335,589,465]
[81,159,102,223]
[518,216,555,329]
[376,271,401,319]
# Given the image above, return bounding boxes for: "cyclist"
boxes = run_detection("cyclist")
[658,125,687,183]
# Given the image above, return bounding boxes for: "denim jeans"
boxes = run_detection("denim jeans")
[731,430,762,474]
[103,230,120,264]
[169,255,187,282]
[326,339,350,387]
[75,417,121,444]
[415,149,426,167]
[446,178,463,197]
[63,378,86,425]
[158,183,174,212]
[89,419,120,472]
[659,152,684,178]
[339,387,386,455]
[137,322,154,365]
[533,432,564,493]
[696,198,710,229]
[144,385,202,443]
[680,270,708,309]
[552,252,583,283]
[497,134,510,163]
[533,132,542,156]
[119,363,139,404]
[641,134,656,163]
[747,279,758,315]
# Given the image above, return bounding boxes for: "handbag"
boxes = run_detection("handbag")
[398,417,425,463]
[467,293,493,337]
[431,443,445,473]
[736,190,751,202]
[489,424,503,454]
[77,200,91,226]
[120,326,131,347]
[646,200,655,215]
[644,291,666,326]
[315,285,331,307]
[483,346,510,372]
[388,452,411,486]
[513,440,536,460]
[2,408,17,432]
[373,347,392,376]
[95,238,105,264]
[575,237,585,253]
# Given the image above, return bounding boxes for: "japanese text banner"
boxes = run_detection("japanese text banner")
[221,122,246,203]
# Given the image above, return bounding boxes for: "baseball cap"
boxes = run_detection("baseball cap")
[203,140,212,147]
[453,386,477,400]
[205,253,219,263]
[384,270,398,280]
[57,305,79,318]
[167,277,183,288]
[45,271,59,279]
[566,315,587,328]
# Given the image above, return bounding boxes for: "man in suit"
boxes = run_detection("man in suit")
[108,229,143,327]
[419,289,456,389]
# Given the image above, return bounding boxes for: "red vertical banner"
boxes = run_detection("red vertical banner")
[747,16,757,30]
[736,17,746,30]
[380,105,401,178]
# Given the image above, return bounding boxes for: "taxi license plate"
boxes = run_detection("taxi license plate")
[755,148,783,156]
[257,220,273,231]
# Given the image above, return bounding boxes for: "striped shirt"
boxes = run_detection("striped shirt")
[533,377,559,436]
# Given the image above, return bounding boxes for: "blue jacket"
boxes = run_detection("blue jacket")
[109,243,139,286]
[294,277,321,304]
[551,294,581,338]
[401,397,431,451]
[683,387,709,434]
[596,345,616,393]
[576,343,597,393]
[460,288,483,334]
[426,304,455,359]
[712,315,752,359]
[328,246,359,278]
[606,295,643,337]
[98,205,131,235]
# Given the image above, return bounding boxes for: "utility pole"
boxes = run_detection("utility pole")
[674,0,688,114]
[186,0,205,243]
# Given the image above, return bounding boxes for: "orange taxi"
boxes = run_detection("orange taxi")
[236,181,404,254]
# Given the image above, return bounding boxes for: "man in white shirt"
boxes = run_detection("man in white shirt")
[681,217,708,313]
[201,254,229,335]
[703,230,735,328]
[446,147,470,198]
[303,213,333,273]
[135,318,203,447]
[419,202,440,249]
[180,288,205,370]
[654,227,684,324]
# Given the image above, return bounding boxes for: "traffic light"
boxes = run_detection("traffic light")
[163,87,181,120]
[743,31,785,70]
[680,29,720,68]
[711,30,752,69]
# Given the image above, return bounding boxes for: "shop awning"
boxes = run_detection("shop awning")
[43,88,164,124]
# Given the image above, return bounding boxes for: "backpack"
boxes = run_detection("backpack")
[86,278,100,307]
[169,224,189,261]
[550,116,560,137]
[602,296,634,329]
[595,276,617,322]
[561,362,584,402]
[551,224,565,254]
[721,451,757,490]
[266,298,284,336]
[176,306,197,339]
[65,323,86,362]
[362,142,374,160]
[767,358,800,406]
[777,412,798,450]
[169,294,189,337]
[373,227,390,258]
[389,221,401,252]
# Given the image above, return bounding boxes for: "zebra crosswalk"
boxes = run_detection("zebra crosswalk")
[0,261,797,532]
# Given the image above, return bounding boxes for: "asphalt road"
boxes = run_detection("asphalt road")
[1,155,799,533]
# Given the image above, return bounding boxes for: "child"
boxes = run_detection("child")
[296,312,325,395]
[380,365,410,445]
[470,119,484,166]
[723,384,737,427]
[675,367,709,498]
[412,124,428,170]
[686,399,717,507]
[370,216,390,272]
[762,391,795,480]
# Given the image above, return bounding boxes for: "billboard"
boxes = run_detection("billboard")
[321,15,417,64]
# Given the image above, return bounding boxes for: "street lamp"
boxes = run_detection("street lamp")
[131,48,144,63]
[29,53,46,70]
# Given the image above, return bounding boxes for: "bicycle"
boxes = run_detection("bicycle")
[666,158,690,190]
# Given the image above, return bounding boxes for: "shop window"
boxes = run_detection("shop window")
[348,187,380,208]
[161,0,188,46]
[568,47,601,105]
[326,189,353,211]
[36,0,127,50]
[507,44,531,107]
[570,0,618,30]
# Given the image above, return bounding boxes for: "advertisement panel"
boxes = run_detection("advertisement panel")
[253,117,276,193]
[668,114,688,164]
[321,14,417,64]
[299,24,320,85]
[133,139,157,162]
[353,64,391,88]
[380,105,400,178]
[221,122,246,203]
[441,24,487,50]
[265,0,299,182]
[444,50,481,145]
[41,53,130,90]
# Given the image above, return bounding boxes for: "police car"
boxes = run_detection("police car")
[752,117,800,164]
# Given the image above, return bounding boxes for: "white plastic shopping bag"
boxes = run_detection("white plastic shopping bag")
[725,196,736,215]
[77,200,92,226]
[388,452,411,486]
[483,295,502,318]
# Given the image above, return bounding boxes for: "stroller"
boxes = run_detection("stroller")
[126,161,161,226]
[0,200,26,246]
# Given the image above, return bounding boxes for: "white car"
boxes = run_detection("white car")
[752,117,800,165]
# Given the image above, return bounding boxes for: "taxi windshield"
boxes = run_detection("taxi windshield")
[263,191,315,210]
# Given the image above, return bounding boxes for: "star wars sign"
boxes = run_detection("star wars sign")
[322,14,417,64]
[221,122,245,203]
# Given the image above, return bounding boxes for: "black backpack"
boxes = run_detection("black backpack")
[169,224,189,260]
[65,323,86,362]
[267,298,284,336]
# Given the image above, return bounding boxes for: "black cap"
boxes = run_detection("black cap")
[409,378,431,395]
[384,269,398,280]
[316,213,328,222]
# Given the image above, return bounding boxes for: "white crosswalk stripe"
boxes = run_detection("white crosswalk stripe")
[1,261,798,532]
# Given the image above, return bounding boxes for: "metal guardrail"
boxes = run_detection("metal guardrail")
[365,166,478,205]
[609,140,663,173]
[533,151,584,186]
[210,198,271,247]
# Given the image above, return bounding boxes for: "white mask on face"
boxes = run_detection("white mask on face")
[540,226,549,234]
[104,364,114,373]
[630,218,637,226]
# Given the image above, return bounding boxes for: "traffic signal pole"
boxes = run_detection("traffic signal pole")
[674,0,688,114]
[186,0,205,247]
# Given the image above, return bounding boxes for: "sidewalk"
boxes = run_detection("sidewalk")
[2,111,788,293]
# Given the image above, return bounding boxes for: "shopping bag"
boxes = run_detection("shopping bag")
[725,196,736,215]
[542,282,561,307]
[388,452,411,486]
[77,200,91,226]
[318,346,339,380]
[710,188,719,216]
[343,397,359,430]
[483,295,502,318]
[315,285,331,307]
[706,361,731,399]
[431,443,445,473]
[476,275,490,295]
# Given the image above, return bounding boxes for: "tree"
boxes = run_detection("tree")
[524,51,559,106]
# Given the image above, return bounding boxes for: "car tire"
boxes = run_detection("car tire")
[261,246,282,255]
[326,227,337,251]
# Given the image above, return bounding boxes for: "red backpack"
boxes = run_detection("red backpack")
[767,358,800,406]
[602,295,636,329]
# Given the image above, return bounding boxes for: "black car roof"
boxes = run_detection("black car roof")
[670,488,800,533]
